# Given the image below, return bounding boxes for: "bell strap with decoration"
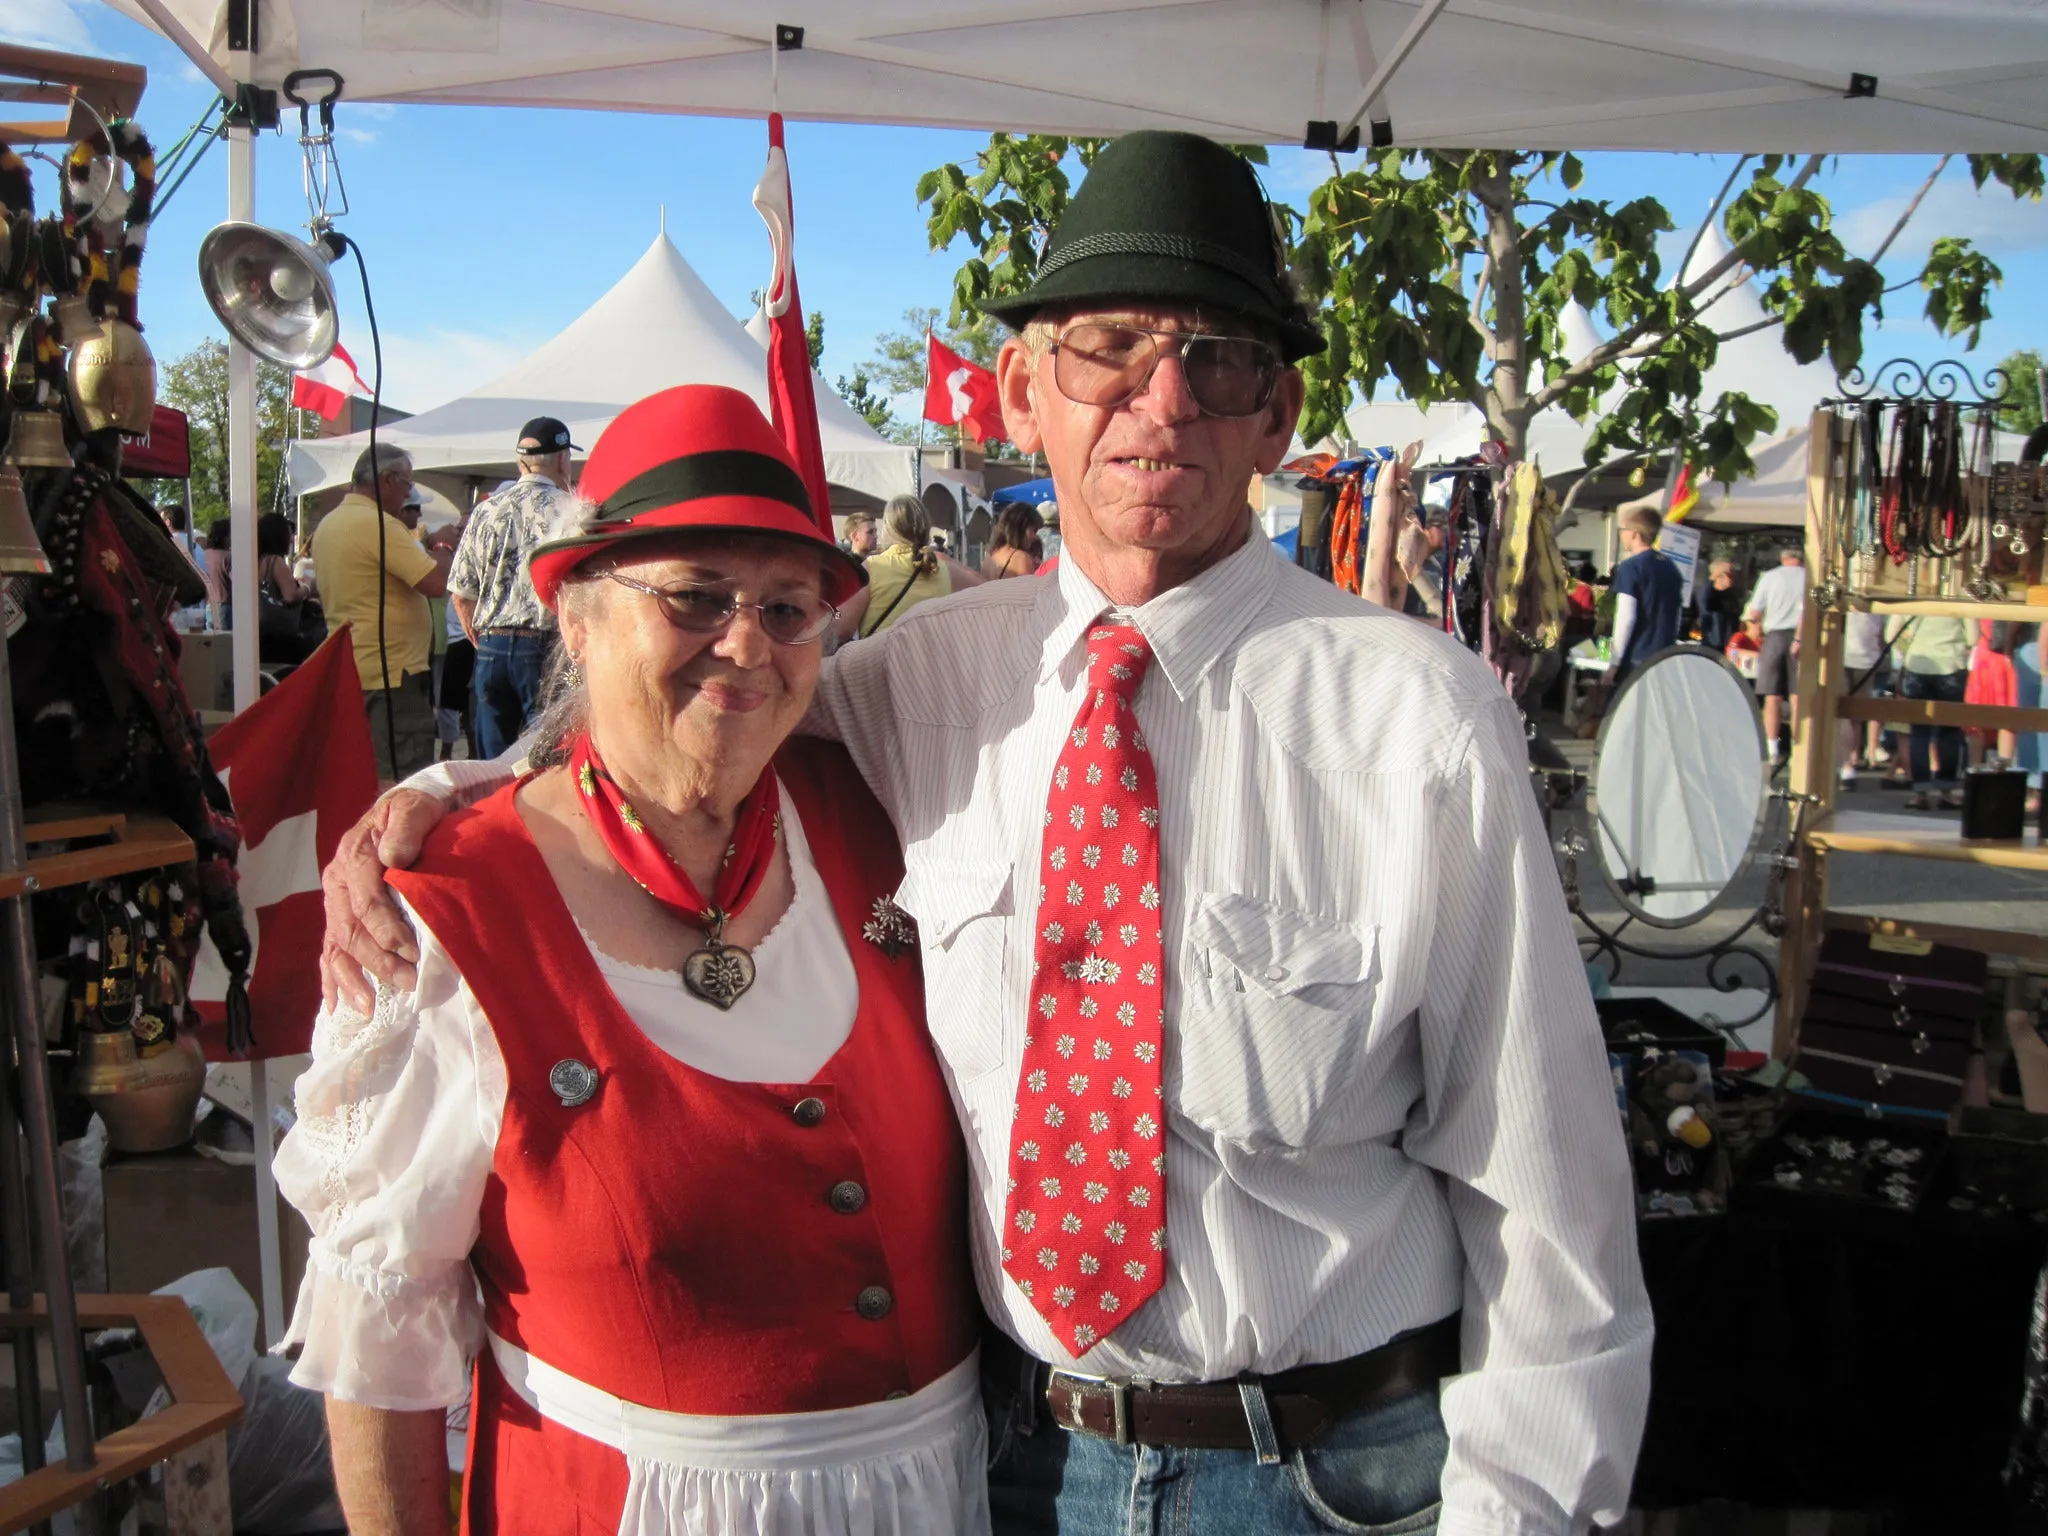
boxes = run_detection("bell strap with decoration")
[570,733,780,1010]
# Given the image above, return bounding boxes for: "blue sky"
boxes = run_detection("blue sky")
[11,0,2045,426]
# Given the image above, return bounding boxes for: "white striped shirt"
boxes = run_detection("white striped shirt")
[421,526,1651,1535]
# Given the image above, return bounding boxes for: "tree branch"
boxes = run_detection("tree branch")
[1714,314,1786,344]
[1865,152,1952,267]
[1522,153,1825,417]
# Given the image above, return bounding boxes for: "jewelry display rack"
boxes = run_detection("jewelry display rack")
[1776,362,2048,1055]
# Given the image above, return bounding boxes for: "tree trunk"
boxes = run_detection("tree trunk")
[1473,156,1530,464]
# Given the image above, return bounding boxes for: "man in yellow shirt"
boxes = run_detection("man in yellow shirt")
[311,445,456,780]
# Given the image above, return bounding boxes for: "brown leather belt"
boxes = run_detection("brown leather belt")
[1000,1314,1461,1454]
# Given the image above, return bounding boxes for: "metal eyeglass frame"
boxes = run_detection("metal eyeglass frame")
[1047,323,1282,418]
[603,570,838,645]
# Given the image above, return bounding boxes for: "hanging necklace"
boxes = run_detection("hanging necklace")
[570,733,782,1010]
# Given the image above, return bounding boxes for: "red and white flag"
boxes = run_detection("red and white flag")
[189,628,380,1060]
[292,342,368,422]
[923,334,1004,445]
[752,113,833,537]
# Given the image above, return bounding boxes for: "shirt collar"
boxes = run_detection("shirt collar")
[1036,518,1280,700]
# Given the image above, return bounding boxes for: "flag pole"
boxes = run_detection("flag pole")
[914,326,931,494]
[252,1064,285,1347]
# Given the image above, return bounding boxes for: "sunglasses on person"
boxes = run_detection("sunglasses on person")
[1048,322,1282,418]
[603,570,837,645]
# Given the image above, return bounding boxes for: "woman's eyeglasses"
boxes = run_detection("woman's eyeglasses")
[1049,322,1282,418]
[603,571,837,645]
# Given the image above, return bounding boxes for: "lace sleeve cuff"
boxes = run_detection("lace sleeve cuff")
[281,1248,483,1411]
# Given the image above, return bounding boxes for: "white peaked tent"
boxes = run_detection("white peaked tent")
[288,231,914,507]
[112,2,2047,153]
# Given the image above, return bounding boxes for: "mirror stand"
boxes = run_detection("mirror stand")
[1561,789,1818,1040]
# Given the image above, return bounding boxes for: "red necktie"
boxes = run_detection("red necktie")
[1002,623,1166,1356]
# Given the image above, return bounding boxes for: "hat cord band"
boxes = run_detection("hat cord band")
[1034,231,1283,305]
[595,448,812,525]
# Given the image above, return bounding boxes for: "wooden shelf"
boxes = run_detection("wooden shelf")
[1823,908,2048,962]
[0,809,195,901]
[0,1294,242,1532]
[1837,696,2048,733]
[1863,598,2048,621]
[1805,808,2048,872]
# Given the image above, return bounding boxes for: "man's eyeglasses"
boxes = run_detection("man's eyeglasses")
[1048,323,1282,419]
[604,571,837,646]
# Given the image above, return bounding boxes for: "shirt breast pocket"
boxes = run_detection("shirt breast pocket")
[894,857,1013,1087]
[1175,892,1380,1150]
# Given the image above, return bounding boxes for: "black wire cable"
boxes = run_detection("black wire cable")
[336,233,399,778]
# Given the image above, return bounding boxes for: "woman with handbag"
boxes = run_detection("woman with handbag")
[257,512,325,666]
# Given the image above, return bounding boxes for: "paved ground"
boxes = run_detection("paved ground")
[1538,710,2048,1019]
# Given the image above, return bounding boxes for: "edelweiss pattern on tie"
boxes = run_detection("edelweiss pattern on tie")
[1002,623,1167,1355]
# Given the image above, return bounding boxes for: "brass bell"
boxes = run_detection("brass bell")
[4,410,72,468]
[74,1029,208,1154]
[0,464,49,575]
[68,318,156,436]
[50,293,102,348]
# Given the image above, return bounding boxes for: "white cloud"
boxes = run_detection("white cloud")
[372,328,536,415]
[340,127,379,146]
[1838,175,2048,262]
[0,0,94,52]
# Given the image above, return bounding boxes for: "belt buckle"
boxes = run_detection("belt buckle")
[1051,1370,1134,1446]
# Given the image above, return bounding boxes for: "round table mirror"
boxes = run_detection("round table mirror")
[1589,646,1768,928]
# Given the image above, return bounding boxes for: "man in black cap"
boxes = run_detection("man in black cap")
[448,415,578,758]
[323,131,1649,1535]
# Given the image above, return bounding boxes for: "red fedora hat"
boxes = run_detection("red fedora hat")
[527,384,864,608]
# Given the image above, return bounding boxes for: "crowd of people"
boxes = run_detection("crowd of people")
[1561,521,2042,812]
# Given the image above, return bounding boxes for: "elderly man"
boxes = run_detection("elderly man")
[310,443,456,780]
[321,131,1649,1534]
[449,416,579,758]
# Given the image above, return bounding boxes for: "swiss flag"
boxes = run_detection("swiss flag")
[189,628,379,1059]
[923,334,1004,445]
[291,342,369,422]
[751,113,833,537]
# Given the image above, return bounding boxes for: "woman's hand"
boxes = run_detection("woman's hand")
[320,791,451,1012]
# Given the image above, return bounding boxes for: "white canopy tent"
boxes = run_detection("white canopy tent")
[112,1,2048,153]
[288,230,914,508]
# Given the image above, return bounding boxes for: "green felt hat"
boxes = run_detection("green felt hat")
[981,131,1324,363]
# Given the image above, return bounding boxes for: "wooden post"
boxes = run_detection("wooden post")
[162,1434,231,1536]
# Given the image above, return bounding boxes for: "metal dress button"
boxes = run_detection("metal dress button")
[829,1180,867,1215]
[855,1285,894,1320]
[792,1097,827,1127]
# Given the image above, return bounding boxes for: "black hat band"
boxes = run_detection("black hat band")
[1034,231,1286,308]
[594,448,811,525]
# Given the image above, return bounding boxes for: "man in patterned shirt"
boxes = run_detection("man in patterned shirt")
[449,416,579,757]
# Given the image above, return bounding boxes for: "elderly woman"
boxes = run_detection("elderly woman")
[276,385,983,1535]
[832,494,982,640]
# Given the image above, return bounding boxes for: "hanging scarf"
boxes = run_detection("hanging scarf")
[570,733,780,933]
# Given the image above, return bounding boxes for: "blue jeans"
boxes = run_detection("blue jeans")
[472,632,552,760]
[1898,668,1967,790]
[983,1353,1448,1535]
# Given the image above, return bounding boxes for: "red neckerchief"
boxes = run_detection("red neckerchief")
[570,733,780,933]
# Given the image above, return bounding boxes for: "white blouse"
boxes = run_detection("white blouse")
[275,794,987,1536]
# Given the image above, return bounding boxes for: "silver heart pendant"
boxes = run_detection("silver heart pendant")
[682,941,756,1011]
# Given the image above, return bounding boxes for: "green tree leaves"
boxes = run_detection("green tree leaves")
[914,134,2042,497]
[155,339,296,527]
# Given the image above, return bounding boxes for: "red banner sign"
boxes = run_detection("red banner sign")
[120,406,191,479]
